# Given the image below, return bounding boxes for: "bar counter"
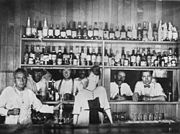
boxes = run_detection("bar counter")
[0,122,180,134]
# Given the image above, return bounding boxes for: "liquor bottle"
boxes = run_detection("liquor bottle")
[161,51,168,67]
[77,22,82,39]
[114,50,121,66]
[69,47,75,65]
[93,22,99,40]
[137,23,142,41]
[167,22,173,41]
[35,46,41,65]
[120,48,125,66]
[88,25,93,40]
[54,24,61,39]
[156,52,161,67]
[98,22,104,40]
[142,21,148,41]
[130,49,136,66]
[172,26,178,41]
[158,20,163,42]
[60,23,66,39]
[162,23,168,41]
[153,23,158,41]
[48,24,54,38]
[72,46,78,66]
[104,47,109,66]
[140,48,147,66]
[115,26,120,40]
[43,47,49,65]
[124,51,130,66]
[28,45,35,64]
[42,18,48,38]
[151,50,157,66]
[86,46,92,66]
[66,21,72,39]
[168,48,173,67]
[72,21,77,39]
[80,46,85,66]
[57,46,63,65]
[103,22,109,40]
[146,48,152,66]
[51,46,57,65]
[91,48,97,65]
[23,45,29,64]
[109,48,115,66]
[47,46,53,65]
[109,24,115,40]
[25,17,32,38]
[37,21,43,39]
[136,48,141,66]
[171,48,177,67]
[127,26,132,40]
[40,47,44,65]
[148,22,153,41]
[96,47,102,65]
[120,25,127,40]
[82,22,88,39]
[132,23,137,40]
[31,20,37,38]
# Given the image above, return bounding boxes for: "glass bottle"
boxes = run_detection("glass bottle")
[48,24,54,38]
[103,22,109,40]
[54,24,61,39]
[82,22,88,39]
[66,21,72,39]
[93,22,99,40]
[137,23,142,41]
[77,22,82,39]
[120,25,127,40]
[25,17,32,38]
[42,18,48,38]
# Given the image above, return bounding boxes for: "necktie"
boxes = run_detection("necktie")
[118,86,121,96]
[144,84,150,88]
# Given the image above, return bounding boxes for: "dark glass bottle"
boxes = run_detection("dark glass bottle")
[77,22,82,39]
[120,25,127,40]
[103,22,109,40]
[66,21,72,39]
[137,23,142,41]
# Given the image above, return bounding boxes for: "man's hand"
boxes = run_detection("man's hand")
[7,108,20,116]
[53,102,62,111]
[132,93,139,102]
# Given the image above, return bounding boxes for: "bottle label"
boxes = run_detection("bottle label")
[43,28,48,37]
[31,28,37,37]
[26,28,31,36]
[94,30,99,37]
[88,31,93,38]
[66,30,72,36]
[120,32,126,39]
[48,29,54,37]
[61,31,66,38]
[72,31,77,38]
[55,29,60,36]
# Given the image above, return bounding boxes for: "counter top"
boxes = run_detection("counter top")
[0,122,180,134]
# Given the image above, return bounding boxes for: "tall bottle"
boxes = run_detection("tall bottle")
[66,21,72,39]
[109,24,115,40]
[153,23,158,41]
[130,49,136,66]
[24,45,29,64]
[158,20,163,42]
[82,22,88,39]
[98,22,104,40]
[93,22,99,40]
[115,26,120,40]
[132,23,137,40]
[25,17,32,38]
[60,23,66,39]
[72,21,77,39]
[77,22,82,39]
[54,24,61,39]
[31,20,37,38]
[104,47,109,66]
[127,26,132,40]
[142,21,148,41]
[120,25,127,40]
[137,23,142,41]
[48,24,54,38]
[88,25,93,40]
[167,22,173,41]
[57,46,63,65]
[42,18,48,38]
[148,22,153,41]
[103,22,109,40]
[37,21,43,39]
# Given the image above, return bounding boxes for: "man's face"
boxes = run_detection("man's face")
[116,72,126,82]
[79,70,86,79]
[14,72,27,91]
[142,72,152,85]
[34,71,43,82]
[63,69,71,79]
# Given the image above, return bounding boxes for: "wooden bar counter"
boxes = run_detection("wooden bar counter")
[0,122,180,134]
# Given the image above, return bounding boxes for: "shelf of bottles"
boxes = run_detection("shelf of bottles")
[21,17,179,69]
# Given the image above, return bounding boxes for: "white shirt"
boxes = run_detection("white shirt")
[0,86,54,124]
[73,86,110,125]
[54,79,73,95]
[134,81,166,97]
[73,78,88,96]
[110,82,133,99]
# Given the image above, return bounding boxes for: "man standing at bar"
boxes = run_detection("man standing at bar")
[0,68,60,124]
[110,71,133,100]
[133,71,166,102]
[73,65,113,125]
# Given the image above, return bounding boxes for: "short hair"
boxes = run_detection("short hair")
[14,68,28,78]
[90,65,101,76]
[141,71,153,76]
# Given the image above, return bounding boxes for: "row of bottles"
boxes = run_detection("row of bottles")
[104,47,178,67]
[23,17,179,41]
[23,44,178,67]
[23,45,102,66]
